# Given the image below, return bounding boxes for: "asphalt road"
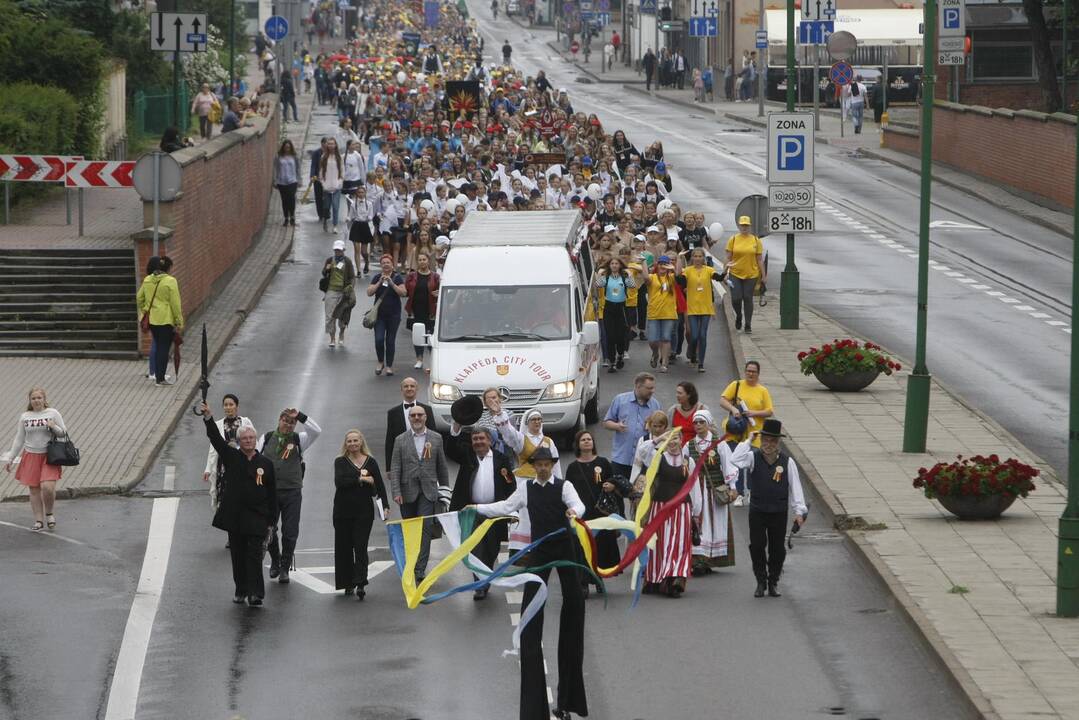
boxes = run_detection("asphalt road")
[0,51,978,720]
[486,19,1071,475]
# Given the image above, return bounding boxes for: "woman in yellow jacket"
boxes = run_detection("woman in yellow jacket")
[136,256,184,386]
[680,247,721,373]
[725,215,766,334]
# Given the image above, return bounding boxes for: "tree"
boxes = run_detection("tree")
[1023,0,1064,110]
[182,24,230,94]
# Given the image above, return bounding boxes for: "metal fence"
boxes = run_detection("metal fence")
[132,86,191,137]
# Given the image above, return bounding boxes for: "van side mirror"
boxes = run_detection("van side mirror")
[412,322,429,348]
[582,321,600,346]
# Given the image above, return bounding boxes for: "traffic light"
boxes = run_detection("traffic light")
[660,6,672,20]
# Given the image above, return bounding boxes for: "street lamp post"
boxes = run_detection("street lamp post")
[779,0,799,329]
[228,0,236,96]
[1057,81,1079,617]
[902,0,936,453]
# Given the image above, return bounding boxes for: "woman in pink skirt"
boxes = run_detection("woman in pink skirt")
[643,432,702,597]
[2,387,68,531]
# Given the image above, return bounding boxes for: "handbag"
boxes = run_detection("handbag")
[725,381,748,437]
[46,434,80,467]
[594,474,631,516]
[361,295,383,329]
[139,279,161,333]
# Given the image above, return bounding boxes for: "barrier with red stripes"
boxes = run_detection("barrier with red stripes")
[64,160,135,188]
[0,155,77,183]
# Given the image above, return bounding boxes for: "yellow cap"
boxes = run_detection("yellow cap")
[738,215,752,226]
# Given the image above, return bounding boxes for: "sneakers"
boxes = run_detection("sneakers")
[616,355,625,369]
[745,325,752,334]
[698,365,706,373]
[735,316,742,330]
[268,560,280,579]
[247,596,263,607]
[155,378,175,386]
[733,496,744,507]
[413,360,423,369]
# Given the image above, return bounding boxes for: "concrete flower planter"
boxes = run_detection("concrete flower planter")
[812,369,880,392]
[936,493,1018,520]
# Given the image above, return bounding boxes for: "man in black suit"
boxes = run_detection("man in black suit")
[448,423,516,600]
[385,376,434,468]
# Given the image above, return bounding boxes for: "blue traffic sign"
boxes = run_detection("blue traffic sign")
[776,135,806,171]
[264,15,289,41]
[829,61,853,85]
[639,0,657,14]
[942,7,961,29]
[755,29,768,49]
[797,20,833,45]
[688,16,718,37]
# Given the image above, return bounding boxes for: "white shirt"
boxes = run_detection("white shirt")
[411,429,429,457]
[475,476,585,518]
[729,440,808,515]
[472,451,496,503]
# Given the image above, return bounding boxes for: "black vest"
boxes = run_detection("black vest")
[262,431,304,490]
[748,449,791,513]
[526,479,569,539]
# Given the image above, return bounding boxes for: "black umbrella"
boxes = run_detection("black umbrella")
[191,324,210,416]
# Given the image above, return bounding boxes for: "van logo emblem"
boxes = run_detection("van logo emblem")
[496,364,510,376]
[498,387,512,401]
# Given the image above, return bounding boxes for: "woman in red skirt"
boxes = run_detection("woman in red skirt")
[643,433,701,597]
[2,387,67,531]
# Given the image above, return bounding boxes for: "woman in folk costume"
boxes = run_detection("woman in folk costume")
[685,409,738,575]
[492,406,562,552]
[643,431,702,598]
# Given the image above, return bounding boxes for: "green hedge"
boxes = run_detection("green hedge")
[0,83,79,155]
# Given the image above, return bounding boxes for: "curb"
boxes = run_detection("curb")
[720,298,994,719]
[623,83,719,114]
[544,41,646,84]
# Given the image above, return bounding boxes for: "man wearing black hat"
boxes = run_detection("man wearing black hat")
[448,395,517,600]
[730,419,807,598]
[473,446,588,720]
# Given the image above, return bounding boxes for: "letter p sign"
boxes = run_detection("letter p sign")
[777,136,805,171]
[943,7,960,29]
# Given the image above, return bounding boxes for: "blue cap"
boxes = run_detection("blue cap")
[582,156,593,166]
[656,161,666,173]
[658,254,672,264]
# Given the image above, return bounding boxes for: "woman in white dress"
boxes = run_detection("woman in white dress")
[684,409,738,574]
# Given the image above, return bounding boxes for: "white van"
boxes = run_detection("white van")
[413,210,601,445]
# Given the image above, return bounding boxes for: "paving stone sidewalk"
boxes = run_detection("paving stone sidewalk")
[734,299,1079,719]
[0,88,318,503]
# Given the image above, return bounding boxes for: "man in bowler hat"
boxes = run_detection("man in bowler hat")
[730,418,807,598]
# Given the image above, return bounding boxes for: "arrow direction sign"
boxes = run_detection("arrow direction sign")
[189,17,203,52]
[155,12,165,47]
[803,0,837,22]
[65,160,135,188]
[149,13,208,53]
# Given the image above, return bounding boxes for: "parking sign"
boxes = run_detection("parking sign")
[939,0,964,37]
[767,113,814,184]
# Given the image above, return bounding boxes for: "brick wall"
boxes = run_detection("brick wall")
[134,98,280,352]
[882,100,1076,210]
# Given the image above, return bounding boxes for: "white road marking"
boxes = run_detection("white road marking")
[1047,320,1068,327]
[0,519,87,546]
[1030,312,1051,319]
[869,234,886,239]
[505,591,524,604]
[104,495,180,720]
[929,220,988,230]
[510,612,521,626]
[943,272,965,278]
[986,291,1005,297]
[1013,305,1035,311]
[999,298,1021,304]
[970,284,990,290]
[163,466,174,492]
[957,278,977,284]
[286,569,337,594]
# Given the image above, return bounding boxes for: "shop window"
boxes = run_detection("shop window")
[972,29,1034,80]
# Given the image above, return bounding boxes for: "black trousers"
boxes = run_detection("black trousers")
[748,509,787,584]
[520,541,587,720]
[277,183,297,220]
[313,180,325,220]
[470,527,502,585]
[267,488,302,566]
[228,531,266,598]
[602,300,629,362]
[148,324,174,382]
[334,510,374,589]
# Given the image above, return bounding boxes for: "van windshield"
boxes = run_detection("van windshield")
[439,285,572,342]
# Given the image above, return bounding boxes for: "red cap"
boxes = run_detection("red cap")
[590,117,601,126]
[411,121,422,128]
[387,133,397,141]
[464,121,474,129]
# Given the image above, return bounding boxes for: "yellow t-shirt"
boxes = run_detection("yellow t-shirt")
[625,266,641,307]
[721,380,773,447]
[725,233,763,280]
[647,273,677,320]
[683,265,717,316]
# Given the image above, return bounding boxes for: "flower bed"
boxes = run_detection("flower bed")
[798,339,901,377]
[913,455,1038,519]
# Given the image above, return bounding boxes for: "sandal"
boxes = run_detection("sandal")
[375,365,384,376]
[30,521,44,532]
[46,514,56,530]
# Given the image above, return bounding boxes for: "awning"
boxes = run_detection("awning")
[765,8,924,46]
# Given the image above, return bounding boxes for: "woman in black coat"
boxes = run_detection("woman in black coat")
[333,429,390,600]
[565,430,626,595]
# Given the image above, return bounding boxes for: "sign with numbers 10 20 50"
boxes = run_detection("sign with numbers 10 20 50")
[768,184,815,209]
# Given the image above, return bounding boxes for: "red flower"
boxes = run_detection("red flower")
[895,364,902,371]
[822,344,833,353]
[876,357,886,364]
[797,351,808,361]
[854,352,864,362]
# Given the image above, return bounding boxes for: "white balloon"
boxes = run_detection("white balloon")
[420,199,436,212]
[444,198,459,213]
[416,73,426,83]
[656,198,673,216]
[587,183,602,200]
[396,70,407,84]
[708,221,725,242]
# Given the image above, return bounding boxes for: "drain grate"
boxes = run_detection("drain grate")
[856,607,889,615]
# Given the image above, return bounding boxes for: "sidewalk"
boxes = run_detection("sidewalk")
[727,298,1078,719]
[0,87,317,503]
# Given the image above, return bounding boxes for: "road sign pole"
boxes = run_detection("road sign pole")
[229,0,236,95]
[813,45,820,130]
[780,0,799,330]
[1056,29,1079,617]
[172,50,181,128]
[902,0,936,453]
[77,188,84,237]
[65,188,71,225]
[3,182,8,225]
[152,151,161,257]
[757,0,765,117]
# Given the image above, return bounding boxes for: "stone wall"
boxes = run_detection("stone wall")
[134,97,280,351]
[882,100,1076,210]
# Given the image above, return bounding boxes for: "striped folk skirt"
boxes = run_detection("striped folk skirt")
[645,498,693,583]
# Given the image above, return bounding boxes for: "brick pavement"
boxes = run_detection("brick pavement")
[0,186,141,250]
[731,299,1079,719]
[0,85,317,502]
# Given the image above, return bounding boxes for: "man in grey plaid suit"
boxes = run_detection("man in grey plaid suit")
[389,404,450,582]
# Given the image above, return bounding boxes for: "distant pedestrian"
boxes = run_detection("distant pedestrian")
[502,39,512,65]
[674,50,687,89]
[388,403,450,584]
[667,381,707,443]
[310,137,328,226]
[725,216,765,333]
[334,429,389,599]
[280,69,299,122]
[139,256,162,381]
[258,407,322,584]
[686,409,738,575]
[322,239,357,348]
[680,247,721,371]
[202,393,256,516]
[345,184,376,274]
[319,137,344,233]
[729,419,807,598]
[718,360,774,446]
[274,139,300,227]
[692,68,704,102]
[724,58,735,101]
[221,97,241,133]
[846,74,868,134]
[200,401,277,607]
[643,48,656,91]
[136,256,183,386]
[2,387,67,531]
[366,254,407,376]
[602,371,660,479]
[405,250,440,370]
[190,83,218,140]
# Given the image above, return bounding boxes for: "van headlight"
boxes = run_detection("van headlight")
[540,380,576,401]
[432,383,462,402]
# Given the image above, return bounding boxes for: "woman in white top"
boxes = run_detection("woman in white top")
[318,137,344,233]
[628,410,671,516]
[201,393,256,515]
[2,387,67,531]
[342,140,367,195]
